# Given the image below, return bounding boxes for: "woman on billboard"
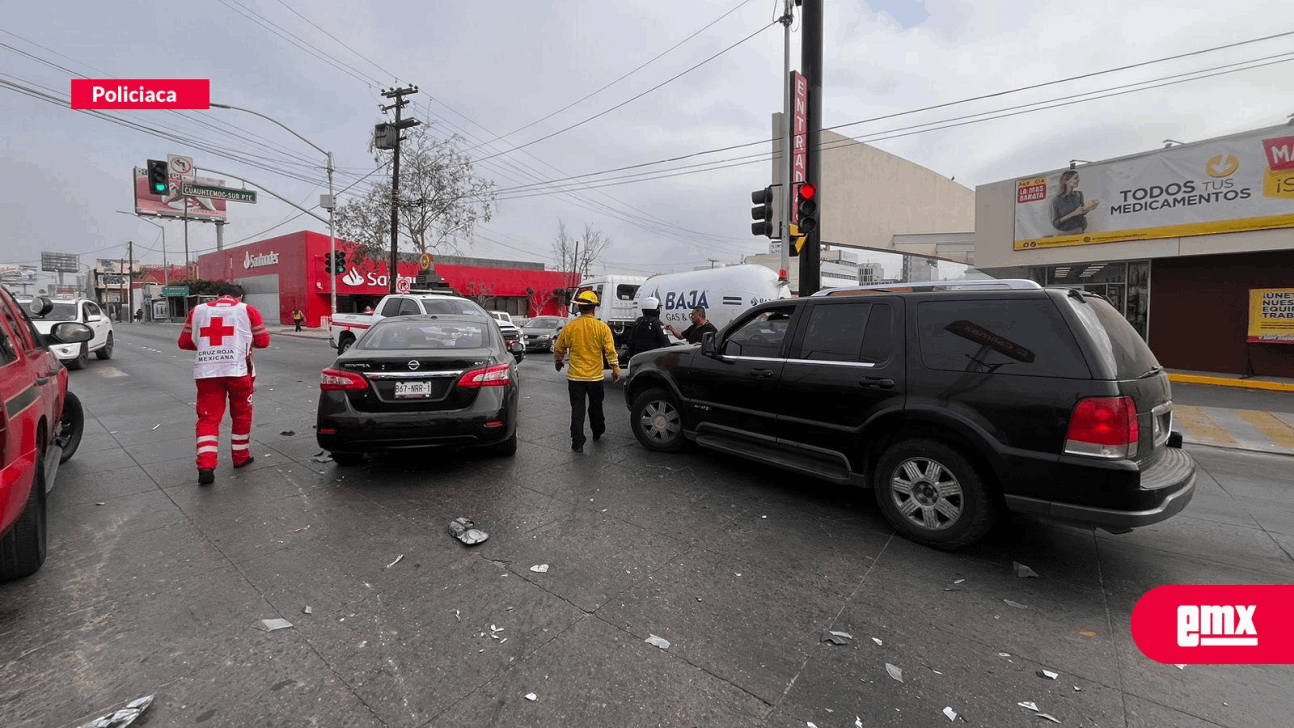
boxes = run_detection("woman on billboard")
[1051,170,1100,233]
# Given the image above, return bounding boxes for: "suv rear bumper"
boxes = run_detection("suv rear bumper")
[1005,446,1196,529]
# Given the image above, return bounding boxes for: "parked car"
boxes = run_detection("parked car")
[1,288,89,580]
[329,292,484,354]
[622,279,1196,549]
[489,311,525,353]
[521,315,566,352]
[19,297,114,369]
[316,313,524,465]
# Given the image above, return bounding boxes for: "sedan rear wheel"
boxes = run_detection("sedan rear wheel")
[631,388,684,453]
[56,391,84,464]
[66,343,89,370]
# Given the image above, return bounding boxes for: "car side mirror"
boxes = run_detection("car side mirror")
[28,296,54,317]
[700,331,717,357]
[47,321,94,345]
[510,342,525,362]
[87,314,102,322]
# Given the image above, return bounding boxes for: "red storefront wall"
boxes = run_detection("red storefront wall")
[1149,250,1294,378]
[433,265,574,318]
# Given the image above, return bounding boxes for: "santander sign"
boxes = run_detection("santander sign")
[340,266,414,290]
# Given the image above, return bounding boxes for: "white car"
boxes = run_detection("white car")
[489,311,525,351]
[22,298,115,369]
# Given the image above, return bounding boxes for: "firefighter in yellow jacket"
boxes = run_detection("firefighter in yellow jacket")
[553,290,621,452]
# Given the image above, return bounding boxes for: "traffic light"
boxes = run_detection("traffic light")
[146,159,169,196]
[796,182,818,236]
[750,185,774,237]
[324,254,334,274]
[333,251,347,274]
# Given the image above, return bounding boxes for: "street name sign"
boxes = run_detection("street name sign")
[181,183,257,204]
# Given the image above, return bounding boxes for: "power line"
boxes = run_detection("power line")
[270,0,400,84]
[215,0,383,88]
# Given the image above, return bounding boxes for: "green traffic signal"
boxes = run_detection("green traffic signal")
[146,159,169,196]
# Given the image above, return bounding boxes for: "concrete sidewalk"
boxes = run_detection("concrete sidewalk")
[268,324,331,342]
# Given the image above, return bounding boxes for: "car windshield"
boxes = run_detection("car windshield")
[360,320,489,350]
[29,302,78,321]
[525,317,561,329]
[420,298,487,316]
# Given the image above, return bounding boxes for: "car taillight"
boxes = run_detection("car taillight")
[320,368,368,391]
[457,363,511,388]
[1065,396,1139,459]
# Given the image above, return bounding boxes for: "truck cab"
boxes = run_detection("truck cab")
[570,275,646,346]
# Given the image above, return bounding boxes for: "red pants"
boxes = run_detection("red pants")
[195,376,255,470]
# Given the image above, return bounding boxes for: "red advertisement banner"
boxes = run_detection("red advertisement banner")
[70,79,210,109]
[1132,584,1294,664]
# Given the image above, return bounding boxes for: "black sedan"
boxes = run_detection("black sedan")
[316,314,524,465]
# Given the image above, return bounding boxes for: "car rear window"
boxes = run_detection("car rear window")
[917,299,1091,379]
[1060,293,1162,380]
[361,321,489,350]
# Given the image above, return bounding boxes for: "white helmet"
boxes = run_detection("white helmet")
[641,296,661,312]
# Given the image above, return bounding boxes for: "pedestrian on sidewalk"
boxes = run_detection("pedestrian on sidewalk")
[552,290,621,452]
[291,306,305,332]
[178,282,271,485]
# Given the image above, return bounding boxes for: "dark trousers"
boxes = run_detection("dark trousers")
[568,379,605,445]
[294,320,303,332]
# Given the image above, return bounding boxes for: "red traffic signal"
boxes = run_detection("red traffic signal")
[799,182,817,200]
[797,183,819,235]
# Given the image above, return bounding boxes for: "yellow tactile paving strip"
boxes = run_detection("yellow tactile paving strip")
[1174,405,1294,455]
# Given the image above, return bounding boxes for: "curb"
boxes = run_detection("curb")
[1167,373,1294,393]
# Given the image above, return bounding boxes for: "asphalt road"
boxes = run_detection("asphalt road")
[2,325,1292,727]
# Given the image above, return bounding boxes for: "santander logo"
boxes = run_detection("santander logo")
[341,268,365,286]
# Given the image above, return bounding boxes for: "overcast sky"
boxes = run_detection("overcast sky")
[2,0,1292,280]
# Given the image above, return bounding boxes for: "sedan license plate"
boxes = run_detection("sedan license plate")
[394,380,432,399]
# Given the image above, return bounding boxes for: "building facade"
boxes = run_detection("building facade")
[195,231,575,327]
[975,123,1294,377]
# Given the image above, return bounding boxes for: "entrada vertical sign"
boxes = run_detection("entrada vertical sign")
[70,80,210,109]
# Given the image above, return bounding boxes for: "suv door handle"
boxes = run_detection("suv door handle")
[749,368,775,378]
[860,377,895,389]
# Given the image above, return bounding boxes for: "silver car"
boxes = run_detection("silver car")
[521,315,566,352]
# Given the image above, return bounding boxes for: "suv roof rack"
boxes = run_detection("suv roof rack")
[810,279,1042,297]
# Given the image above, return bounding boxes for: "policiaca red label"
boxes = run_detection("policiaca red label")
[1131,585,1294,664]
[70,79,210,109]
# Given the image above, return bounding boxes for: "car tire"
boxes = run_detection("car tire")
[0,451,48,581]
[338,336,354,355]
[330,451,364,466]
[67,343,89,370]
[485,431,518,457]
[874,438,996,550]
[95,332,114,360]
[56,391,84,464]
[631,387,685,453]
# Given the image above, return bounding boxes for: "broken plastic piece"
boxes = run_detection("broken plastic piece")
[449,517,489,545]
[524,693,537,701]
[1018,702,1039,711]
[303,606,312,615]
[856,717,863,728]
[260,618,293,631]
[385,554,405,569]
[872,637,883,646]
[998,652,1011,658]
[829,630,853,640]
[953,578,965,584]
[281,430,296,436]
[1038,669,1059,680]
[75,695,154,728]
[530,564,549,573]
[1174,664,1186,670]
[646,634,670,649]
[1014,561,1039,578]
[310,452,333,463]
[943,706,958,721]
[885,663,903,682]
[1004,599,1028,609]
[1036,713,1061,724]
[821,631,850,646]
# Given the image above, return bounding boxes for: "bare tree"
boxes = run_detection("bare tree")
[336,128,497,262]
[551,220,612,294]
[461,280,498,308]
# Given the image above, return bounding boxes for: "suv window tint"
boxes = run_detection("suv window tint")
[1063,294,1161,379]
[860,303,893,364]
[917,300,1090,378]
[798,303,872,362]
[397,298,421,316]
[723,306,795,358]
[380,298,403,317]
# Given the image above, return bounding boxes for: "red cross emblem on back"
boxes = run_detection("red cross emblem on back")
[199,316,235,345]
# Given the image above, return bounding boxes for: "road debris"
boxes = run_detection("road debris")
[821,631,852,646]
[1037,669,1059,680]
[856,717,863,728]
[385,554,405,569]
[646,635,670,649]
[260,618,293,632]
[1079,630,1097,637]
[292,525,310,533]
[954,578,965,584]
[524,693,538,701]
[449,517,489,545]
[310,451,333,463]
[75,694,154,728]
[302,606,312,615]
[1174,664,1186,670]
[998,652,1011,658]
[1036,713,1061,724]
[280,430,296,436]
[943,706,958,721]
[872,637,883,646]
[1014,561,1039,578]
[1004,599,1028,609]
[1018,702,1039,711]
[151,424,160,431]
[885,663,903,682]
[454,610,461,622]
[530,564,549,573]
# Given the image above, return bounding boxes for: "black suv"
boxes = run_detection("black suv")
[622,280,1195,549]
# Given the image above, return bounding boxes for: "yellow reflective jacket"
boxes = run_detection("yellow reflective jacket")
[554,314,620,382]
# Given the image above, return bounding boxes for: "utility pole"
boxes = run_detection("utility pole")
[380,85,421,295]
[779,0,794,280]
[800,0,823,296]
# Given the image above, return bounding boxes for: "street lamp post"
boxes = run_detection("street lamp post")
[117,210,168,284]
[209,103,337,317]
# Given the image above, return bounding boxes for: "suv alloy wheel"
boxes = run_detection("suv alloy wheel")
[874,438,995,549]
[630,388,685,452]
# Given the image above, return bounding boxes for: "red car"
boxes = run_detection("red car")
[0,287,89,580]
